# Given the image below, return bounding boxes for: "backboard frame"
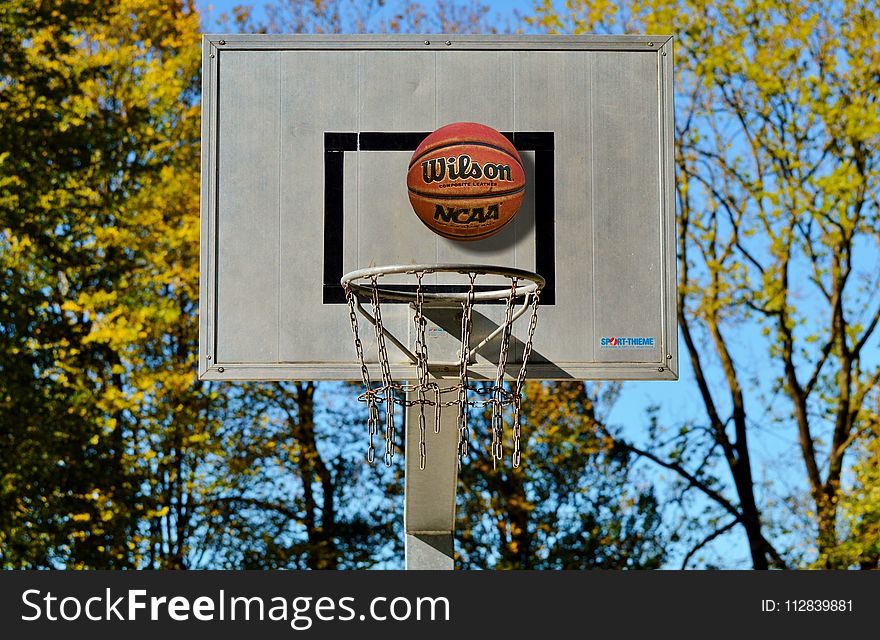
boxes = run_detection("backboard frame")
[198,34,677,382]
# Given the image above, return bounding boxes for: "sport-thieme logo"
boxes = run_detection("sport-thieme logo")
[599,336,655,348]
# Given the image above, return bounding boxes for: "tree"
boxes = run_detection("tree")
[829,406,880,569]
[223,0,502,34]
[0,0,403,570]
[457,382,666,569]
[530,0,880,567]
[0,0,208,568]
[196,383,403,569]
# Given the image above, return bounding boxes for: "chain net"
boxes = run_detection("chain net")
[343,266,541,470]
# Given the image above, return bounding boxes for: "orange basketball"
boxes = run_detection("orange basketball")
[407,122,525,241]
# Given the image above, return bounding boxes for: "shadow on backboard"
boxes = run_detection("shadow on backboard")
[420,305,572,379]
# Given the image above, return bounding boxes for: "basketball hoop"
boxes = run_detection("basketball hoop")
[341,264,544,470]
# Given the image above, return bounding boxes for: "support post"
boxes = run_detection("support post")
[404,386,460,570]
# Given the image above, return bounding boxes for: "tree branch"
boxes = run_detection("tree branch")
[680,518,738,569]
[853,303,880,356]
[609,431,742,524]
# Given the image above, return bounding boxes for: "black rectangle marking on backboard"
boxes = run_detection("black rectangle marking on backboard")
[512,131,555,150]
[534,144,555,305]
[324,132,358,151]
[323,131,555,305]
[323,136,351,291]
[359,132,430,151]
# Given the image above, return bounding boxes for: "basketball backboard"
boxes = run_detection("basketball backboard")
[199,34,677,382]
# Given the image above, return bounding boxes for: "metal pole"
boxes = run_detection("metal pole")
[404,386,459,570]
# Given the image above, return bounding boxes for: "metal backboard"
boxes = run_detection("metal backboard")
[199,34,677,381]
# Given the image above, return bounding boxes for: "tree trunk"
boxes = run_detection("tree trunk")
[288,382,338,569]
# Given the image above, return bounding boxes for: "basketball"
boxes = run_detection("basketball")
[407,122,525,241]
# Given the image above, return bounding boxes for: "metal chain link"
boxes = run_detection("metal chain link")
[412,272,429,470]
[369,275,397,466]
[511,289,541,468]
[456,273,477,462]
[343,268,542,470]
[344,283,380,464]
[490,277,519,467]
